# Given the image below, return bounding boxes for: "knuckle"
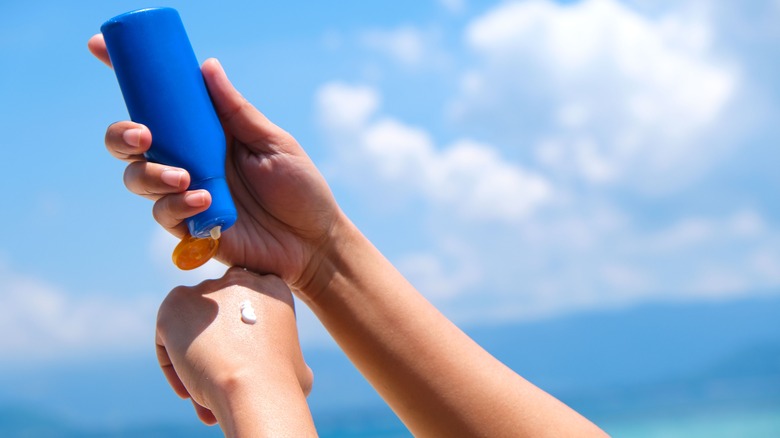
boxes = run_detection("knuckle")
[122,163,138,190]
[300,366,314,397]
[167,284,193,300]
[122,162,155,197]
[151,198,172,225]
[159,285,192,317]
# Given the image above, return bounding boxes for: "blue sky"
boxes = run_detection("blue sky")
[1,0,779,398]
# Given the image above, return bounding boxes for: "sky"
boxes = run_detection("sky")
[1,0,779,398]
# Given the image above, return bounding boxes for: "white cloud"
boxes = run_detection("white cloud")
[358,25,451,71]
[688,268,750,298]
[458,0,739,191]
[594,209,780,304]
[396,240,482,300]
[316,82,380,132]
[637,210,766,254]
[318,82,554,222]
[426,139,553,220]
[599,263,651,292]
[415,204,780,322]
[437,0,465,14]
[0,262,157,363]
[312,1,780,324]
[360,26,428,67]
[749,249,780,284]
[730,210,765,237]
[0,228,336,365]
[361,118,434,184]
[645,217,714,252]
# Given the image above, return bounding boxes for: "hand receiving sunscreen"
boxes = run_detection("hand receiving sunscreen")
[101,7,237,269]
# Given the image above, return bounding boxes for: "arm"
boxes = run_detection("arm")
[156,267,317,437]
[90,35,607,437]
[300,216,606,437]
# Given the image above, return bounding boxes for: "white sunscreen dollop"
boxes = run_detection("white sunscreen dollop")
[240,300,257,325]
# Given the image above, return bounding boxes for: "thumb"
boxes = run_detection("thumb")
[201,58,292,155]
[88,34,112,67]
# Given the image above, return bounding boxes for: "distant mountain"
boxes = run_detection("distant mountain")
[305,293,780,415]
[469,294,780,390]
[563,341,780,421]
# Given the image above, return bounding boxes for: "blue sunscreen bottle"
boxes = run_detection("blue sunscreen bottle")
[101,7,237,239]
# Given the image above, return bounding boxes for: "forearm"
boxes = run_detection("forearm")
[210,368,317,438]
[302,216,607,437]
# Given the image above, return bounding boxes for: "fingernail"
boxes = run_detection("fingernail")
[184,191,208,208]
[122,128,143,148]
[160,169,185,188]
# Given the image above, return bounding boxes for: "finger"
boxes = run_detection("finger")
[124,162,191,201]
[200,58,291,154]
[88,34,112,67]
[192,400,218,425]
[155,342,191,400]
[152,190,211,237]
[105,121,152,162]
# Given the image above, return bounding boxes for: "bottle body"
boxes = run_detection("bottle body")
[101,7,237,238]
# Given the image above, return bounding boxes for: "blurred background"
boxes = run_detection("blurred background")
[1,0,779,436]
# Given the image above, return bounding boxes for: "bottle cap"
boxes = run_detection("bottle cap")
[172,233,220,270]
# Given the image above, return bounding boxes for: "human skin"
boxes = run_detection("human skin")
[91,37,340,294]
[156,267,316,437]
[90,34,608,437]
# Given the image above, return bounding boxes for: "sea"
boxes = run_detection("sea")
[312,404,780,438]
[2,403,778,437]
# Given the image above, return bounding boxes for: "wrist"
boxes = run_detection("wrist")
[209,366,314,437]
[293,210,362,303]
